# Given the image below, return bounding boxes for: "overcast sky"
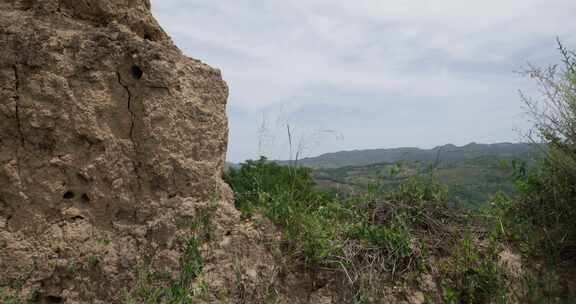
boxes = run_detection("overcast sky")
[152,0,576,162]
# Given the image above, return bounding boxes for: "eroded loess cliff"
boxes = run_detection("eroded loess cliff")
[0,1,282,303]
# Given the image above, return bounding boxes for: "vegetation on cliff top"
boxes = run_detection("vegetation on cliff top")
[224,41,576,303]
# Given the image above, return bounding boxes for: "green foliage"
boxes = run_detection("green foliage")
[96,238,111,246]
[313,154,524,208]
[225,157,338,263]
[347,201,414,259]
[227,156,416,266]
[88,255,100,267]
[225,156,464,304]
[180,236,203,286]
[123,240,202,304]
[0,287,39,304]
[66,261,78,275]
[440,234,506,304]
[387,174,449,203]
[225,157,319,216]
[227,155,565,303]
[289,143,537,169]
[498,41,576,269]
[190,201,219,242]
[348,213,415,277]
[352,219,411,253]
[0,288,22,304]
[123,202,217,303]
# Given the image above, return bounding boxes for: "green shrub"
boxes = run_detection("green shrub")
[440,234,506,304]
[180,236,203,286]
[501,41,576,267]
[387,174,449,204]
[225,157,338,263]
[224,157,319,216]
[226,157,472,301]
[349,212,412,258]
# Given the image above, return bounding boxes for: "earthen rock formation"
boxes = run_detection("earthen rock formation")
[0,1,347,303]
[0,0,239,302]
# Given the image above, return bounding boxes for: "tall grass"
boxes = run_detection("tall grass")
[225,157,511,303]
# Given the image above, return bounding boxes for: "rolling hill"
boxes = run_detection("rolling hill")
[293,142,542,207]
[288,142,540,169]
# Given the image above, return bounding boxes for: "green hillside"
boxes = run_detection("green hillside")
[289,142,539,169]
[302,143,541,207]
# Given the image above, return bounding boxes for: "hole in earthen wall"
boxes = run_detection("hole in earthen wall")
[6,215,12,229]
[71,215,85,221]
[44,295,64,304]
[81,193,90,203]
[131,65,143,80]
[63,191,75,199]
[20,0,34,10]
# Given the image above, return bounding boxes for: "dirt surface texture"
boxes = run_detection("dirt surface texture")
[0,0,257,302]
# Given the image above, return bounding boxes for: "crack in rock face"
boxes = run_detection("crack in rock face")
[0,0,232,302]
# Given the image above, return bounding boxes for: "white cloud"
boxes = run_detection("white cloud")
[151,0,576,161]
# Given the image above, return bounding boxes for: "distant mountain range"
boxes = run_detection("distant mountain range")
[229,143,543,207]
[304,142,542,207]
[281,142,541,169]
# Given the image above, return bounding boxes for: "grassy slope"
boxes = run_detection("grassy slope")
[313,157,519,208]
[223,158,573,303]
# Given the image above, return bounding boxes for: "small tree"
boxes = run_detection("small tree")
[515,39,576,265]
